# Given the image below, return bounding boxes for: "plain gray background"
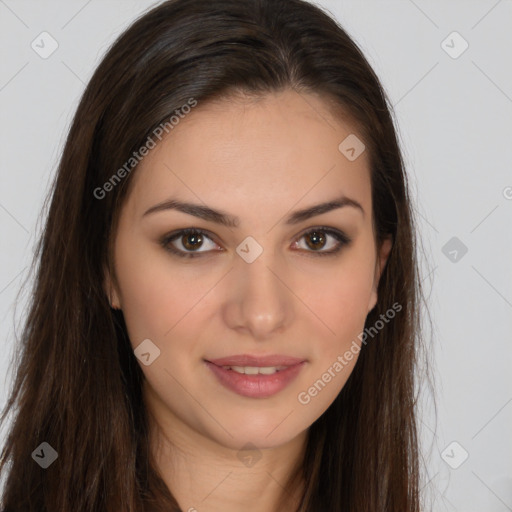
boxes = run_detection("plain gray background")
[1,1,511,510]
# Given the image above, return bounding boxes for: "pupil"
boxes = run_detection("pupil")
[306,231,325,250]
[183,232,203,250]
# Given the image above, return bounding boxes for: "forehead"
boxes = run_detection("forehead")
[123,89,372,225]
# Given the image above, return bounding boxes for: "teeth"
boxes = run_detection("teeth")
[221,365,285,375]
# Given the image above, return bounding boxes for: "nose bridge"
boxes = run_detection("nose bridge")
[224,240,293,338]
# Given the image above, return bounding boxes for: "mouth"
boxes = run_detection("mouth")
[212,365,288,375]
[204,354,306,398]
[205,354,305,367]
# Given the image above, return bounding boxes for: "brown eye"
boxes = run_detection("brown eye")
[294,227,351,256]
[304,231,327,251]
[161,229,220,258]
[181,232,204,251]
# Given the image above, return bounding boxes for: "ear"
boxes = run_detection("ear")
[103,266,121,310]
[367,236,393,313]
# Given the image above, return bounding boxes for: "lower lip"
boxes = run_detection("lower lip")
[204,361,305,398]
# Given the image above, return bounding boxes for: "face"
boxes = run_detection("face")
[106,89,391,451]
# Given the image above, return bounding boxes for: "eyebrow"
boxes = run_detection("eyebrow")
[142,195,364,227]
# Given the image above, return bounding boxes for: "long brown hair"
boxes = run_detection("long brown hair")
[0,0,433,510]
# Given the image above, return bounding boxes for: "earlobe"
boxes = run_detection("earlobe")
[367,236,393,313]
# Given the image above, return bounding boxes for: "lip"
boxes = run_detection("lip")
[206,354,306,367]
[204,355,306,398]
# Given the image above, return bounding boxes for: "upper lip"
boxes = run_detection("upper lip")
[206,354,306,367]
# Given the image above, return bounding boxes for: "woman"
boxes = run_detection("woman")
[0,0,432,510]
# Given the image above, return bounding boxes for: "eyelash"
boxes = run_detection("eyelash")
[160,226,351,259]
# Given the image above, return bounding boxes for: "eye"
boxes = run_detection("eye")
[160,226,351,259]
[292,227,351,256]
[161,228,220,258]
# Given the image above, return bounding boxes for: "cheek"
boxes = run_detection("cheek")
[301,248,375,361]
[294,261,373,416]
[113,235,209,346]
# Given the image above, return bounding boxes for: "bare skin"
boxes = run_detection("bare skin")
[106,89,392,512]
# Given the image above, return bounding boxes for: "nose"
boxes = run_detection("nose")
[222,247,294,341]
